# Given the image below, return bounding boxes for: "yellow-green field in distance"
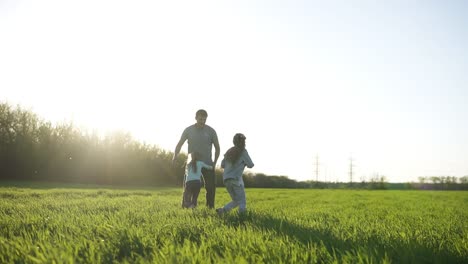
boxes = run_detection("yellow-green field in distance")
[1,184,467,263]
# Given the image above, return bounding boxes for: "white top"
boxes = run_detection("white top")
[221,149,254,186]
[185,160,213,182]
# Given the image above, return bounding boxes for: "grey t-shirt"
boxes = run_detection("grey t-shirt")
[181,124,218,165]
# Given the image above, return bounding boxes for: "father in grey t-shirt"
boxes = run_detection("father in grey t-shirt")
[172,109,220,208]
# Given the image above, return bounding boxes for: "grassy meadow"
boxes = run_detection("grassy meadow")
[0,183,467,263]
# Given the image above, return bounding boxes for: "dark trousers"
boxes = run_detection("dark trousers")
[202,168,216,208]
[182,180,201,208]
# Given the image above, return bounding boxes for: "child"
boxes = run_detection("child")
[216,133,254,215]
[182,152,213,208]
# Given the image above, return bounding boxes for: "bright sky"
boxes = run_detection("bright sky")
[1,0,468,183]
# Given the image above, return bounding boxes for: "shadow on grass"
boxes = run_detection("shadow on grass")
[222,211,465,264]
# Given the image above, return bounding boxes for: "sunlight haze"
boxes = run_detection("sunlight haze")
[1,0,467,182]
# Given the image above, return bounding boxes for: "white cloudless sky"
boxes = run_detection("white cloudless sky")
[1,0,467,182]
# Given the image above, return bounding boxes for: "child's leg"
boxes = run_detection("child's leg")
[227,183,246,213]
[190,180,202,207]
[223,180,241,212]
[223,200,239,212]
[182,186,191,208]
[237,186,247,213]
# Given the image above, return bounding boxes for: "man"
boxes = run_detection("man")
[172,109,220,208]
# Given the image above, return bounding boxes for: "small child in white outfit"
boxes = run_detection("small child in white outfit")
[182,152,213,208]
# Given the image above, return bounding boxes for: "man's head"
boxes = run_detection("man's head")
[195,109,208,127]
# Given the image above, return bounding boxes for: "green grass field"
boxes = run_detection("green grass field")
[0,183,467,263]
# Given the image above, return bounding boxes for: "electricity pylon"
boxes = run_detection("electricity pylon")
[313,154,320,182]
[349,156,355,184]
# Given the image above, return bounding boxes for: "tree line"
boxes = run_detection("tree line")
[1,102,467,190]
[1,102,308,188]
[0,102,179,186]
[410,176,468,190]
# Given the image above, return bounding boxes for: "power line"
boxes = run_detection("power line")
[349,156,355,183]
[313,154,320,182]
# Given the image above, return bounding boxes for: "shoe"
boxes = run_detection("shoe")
[216,208,224,216]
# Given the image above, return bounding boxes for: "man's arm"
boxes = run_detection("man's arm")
[172,138,186,165]
[213,137,220,169]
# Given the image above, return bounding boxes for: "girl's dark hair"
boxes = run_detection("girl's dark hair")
[189,152,199,172]
[224,133,246,164]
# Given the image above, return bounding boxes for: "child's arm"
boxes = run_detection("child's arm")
[243,150,254,168]
[200,161,213,170]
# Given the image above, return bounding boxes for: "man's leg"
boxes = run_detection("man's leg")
[202,168,215,208]
[181,175,187,207]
